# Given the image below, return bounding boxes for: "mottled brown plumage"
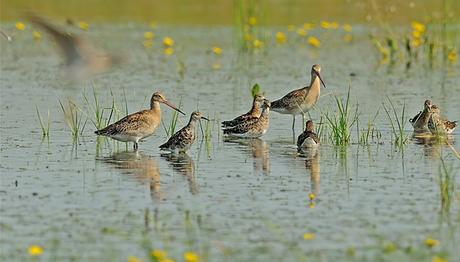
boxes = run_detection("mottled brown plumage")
[297,120,320,148]
[271,64,326,132]
[223,99,270,138]
[222,94,265,128]
[409,100,432,133]
[160,111,209,152]
[428,105,457,135]
[95,92,185,150]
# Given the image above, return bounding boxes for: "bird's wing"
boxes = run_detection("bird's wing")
[271,87,307,110]
[96,110,151,136]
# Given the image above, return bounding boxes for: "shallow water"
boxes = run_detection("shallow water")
[1,24,460,261]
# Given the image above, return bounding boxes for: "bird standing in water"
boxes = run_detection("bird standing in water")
[223,99,271,138]
[221,94,265,128]
[95,92,185,150]
[409,99,432,133]
[428,105,457,135]
[160,111,209,153]
[271,64,326,135]
[297,120,320,149]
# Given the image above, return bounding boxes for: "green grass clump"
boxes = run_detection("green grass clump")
[36,106,50,137]
[382,97,408,149]
[59,99,86,139]
[325,86,359,146]
[438,158,454,214]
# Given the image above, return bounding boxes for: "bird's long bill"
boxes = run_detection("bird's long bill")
[315,71,326,88]
[163,100,186,115]
[201,116,210,121]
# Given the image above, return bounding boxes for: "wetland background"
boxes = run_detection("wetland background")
[1,0,460,261]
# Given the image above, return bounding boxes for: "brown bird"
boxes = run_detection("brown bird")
[297,120,320,149]
[223,99,270,138]
[27,13,121,80]
[428,105,457,135]
[271,64,326,133]
[95,92,185,150]
[160,111,209,153]
[409,100,432,133]
[221,94,265,128]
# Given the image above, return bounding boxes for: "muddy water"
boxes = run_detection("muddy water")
[1,24,459,261]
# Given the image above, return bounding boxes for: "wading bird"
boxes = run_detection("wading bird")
[223,99,270,138]
[428,105,457,135]
[95,92,185,150]
[297,120,320,149]
[271,64,326,135]
[160,111,209,153]
[409,99,432,133]
[221,94,265,128]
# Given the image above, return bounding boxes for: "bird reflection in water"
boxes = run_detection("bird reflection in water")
[300,147,320,201]
[161,153,198,195]
[412,133,456,159]
[102,151,163,201]
[224,138,270,175]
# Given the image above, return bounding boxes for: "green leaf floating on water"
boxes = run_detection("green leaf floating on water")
[251,83,260,98]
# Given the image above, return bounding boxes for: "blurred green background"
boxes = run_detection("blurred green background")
[1,0,458,24]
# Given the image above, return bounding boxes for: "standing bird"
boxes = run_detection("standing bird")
[27,13,121,80]
[428,105,457,135]
[223,99,271,138]
[160,111,209,153]
[297,120,320,149]
[409,99,432,133]
[271,64,326,134]
[95,92,185,150]
[221,94,265,128]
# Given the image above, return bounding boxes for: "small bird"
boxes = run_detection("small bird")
[95,92,185,150]
[223,99,270,138]
[27,13,121,80]
[271,64,326,133]
[160,111,209,153]
[297,120,320,148]
[409,99,432,133]
[221,94,265,128]
[428,105,457,135]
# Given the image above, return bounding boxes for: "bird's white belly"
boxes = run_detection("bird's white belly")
[301,137,318,148]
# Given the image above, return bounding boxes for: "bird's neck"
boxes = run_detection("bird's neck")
[187,117,197,128]
[250,102,261,116]
[260,107,270,118]
[150,101,161,116]
[309,75,320,90]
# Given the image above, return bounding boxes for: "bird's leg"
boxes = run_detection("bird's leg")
[292,115,296,144]
[134,142,139,151]
[302,113,306,129]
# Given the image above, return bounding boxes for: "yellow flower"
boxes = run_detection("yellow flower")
[303,233,315,240]
[303,23,314,30]
[287,24,295,31]
[33,31,41,40]
[411,21,426,33]
[244,33,253,41]
[275,32,287,44]
[212,46,222,55]
[307,36,321,47]
[343,24,352,32]
[309,203,315,208]
[163,37,174,47]
[28,245,43,256]
[411,38,422,48]
[127,256,142,262]
[151,249,167,259]
[309,193,315,200]
[248,17,257,26]
[432,256,447,262]
[144,31,154,40]
[184,251,199,262]
[425,238,439,248]
[382,242,397,253]
[143,40,153,48]
[447,49,457,63]
[253,39,263,48]
[330,22,339,29]
[320,21,330,29]
[15,22,25,31]
[412,30,422,38]
[78,21,89,31]
[296,28,307,37]
[164,47,174,56]
[149,21,157,29]
[343,34,353,43]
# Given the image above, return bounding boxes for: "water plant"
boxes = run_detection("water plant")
[162,98,182,137]
[438,158,454,214]
[324,86,359,146]
[59,99,87,139]
[382,97,408,148]
[35,106,50,137]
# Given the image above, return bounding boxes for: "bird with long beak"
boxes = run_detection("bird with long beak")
[160,111,209,153]
[223,99,271,138]
[409,99,432,133]
[428,105,457,135]
[27,13,121,80]
[221,94,265,128]
[95,92,185,150]
[271,64,326,135]
[297,120,320,149]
